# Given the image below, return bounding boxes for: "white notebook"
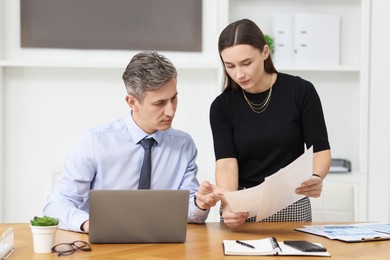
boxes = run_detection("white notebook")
[223,237,330,256]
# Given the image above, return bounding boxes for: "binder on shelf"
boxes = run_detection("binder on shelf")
[272,13,294,66]
[293,13,341,66]
[329,159,351,173]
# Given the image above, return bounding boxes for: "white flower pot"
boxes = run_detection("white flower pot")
[30,225,58,254]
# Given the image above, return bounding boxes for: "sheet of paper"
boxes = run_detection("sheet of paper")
[223,147,313,221]
[296,224,390,242]
[354,222,390,234]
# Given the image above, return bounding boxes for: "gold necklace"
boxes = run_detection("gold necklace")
[242,74,274,113]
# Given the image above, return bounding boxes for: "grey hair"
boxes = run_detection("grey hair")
[122,51,177,102]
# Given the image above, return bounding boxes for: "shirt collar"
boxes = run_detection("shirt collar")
[125,112,163,145]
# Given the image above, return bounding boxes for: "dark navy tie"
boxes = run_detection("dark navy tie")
[138,138,155,189]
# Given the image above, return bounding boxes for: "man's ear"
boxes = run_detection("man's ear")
[125,95,139,112]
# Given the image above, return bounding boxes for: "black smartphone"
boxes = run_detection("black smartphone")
[284,240,327,252]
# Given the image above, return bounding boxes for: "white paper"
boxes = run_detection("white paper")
[223,147,313,221]
[354,222,390,234]
[296,223,390,242]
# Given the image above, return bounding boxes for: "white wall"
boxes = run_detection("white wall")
[0,0,223,222]
[0,0,5,223]
[3,67,126,220]
[2,66,221,222]
[368,0,390,221]
[0,70,3,222]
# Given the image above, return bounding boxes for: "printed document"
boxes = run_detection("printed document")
[296,223,390,242]
[223,147,313,221]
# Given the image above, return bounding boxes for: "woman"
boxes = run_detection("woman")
[210,19,331,228]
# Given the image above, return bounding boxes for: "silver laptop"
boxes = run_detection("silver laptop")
[88,189,189,243]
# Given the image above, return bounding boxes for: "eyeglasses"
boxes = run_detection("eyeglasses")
[51,240,92,256]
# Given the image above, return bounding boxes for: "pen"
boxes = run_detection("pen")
[235,240,255,249]
[271,237,282,252]
[361,236,385,241]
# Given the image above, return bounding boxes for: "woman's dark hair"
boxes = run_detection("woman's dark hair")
[218,19,277,91]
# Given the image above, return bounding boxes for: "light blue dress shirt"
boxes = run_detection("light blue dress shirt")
[43,113,209,232]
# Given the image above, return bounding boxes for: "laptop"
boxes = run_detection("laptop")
[88,189,190,243]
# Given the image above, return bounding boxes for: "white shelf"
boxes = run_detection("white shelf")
[0,59,123,69]
[277,65,360,72]
[0,59,220,70]
[0,59,359,72]
[326,172,367,183]
[226,0,362,70]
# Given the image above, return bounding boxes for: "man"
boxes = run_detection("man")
[44,51,222,233]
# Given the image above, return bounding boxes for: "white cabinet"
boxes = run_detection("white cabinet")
[219,0,370,221]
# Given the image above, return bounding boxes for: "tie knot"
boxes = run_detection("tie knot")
[139,138,155,150]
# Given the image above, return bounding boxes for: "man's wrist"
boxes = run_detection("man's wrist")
[80,220,89,233]
[194,196,207,211]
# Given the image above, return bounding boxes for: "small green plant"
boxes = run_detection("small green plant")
[264,34,275,53]
[30,215,59,226]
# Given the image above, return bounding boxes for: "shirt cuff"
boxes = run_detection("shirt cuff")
[188,195,209,223]
[66,211,89,233]
[194,195,207,211]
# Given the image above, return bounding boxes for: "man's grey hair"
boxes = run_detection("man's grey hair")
[122,51,177,102]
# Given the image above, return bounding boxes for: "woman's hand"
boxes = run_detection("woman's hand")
[221,204,249,228]
[295,175,323,198]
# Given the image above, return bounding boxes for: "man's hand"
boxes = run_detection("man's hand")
[295,174,323,198]
[81,220,89,233]
[194,181,224,210]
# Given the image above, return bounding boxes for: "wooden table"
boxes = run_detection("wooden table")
[2,222,390,259]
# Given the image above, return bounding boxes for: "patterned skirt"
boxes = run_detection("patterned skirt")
[220,197,312,222]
